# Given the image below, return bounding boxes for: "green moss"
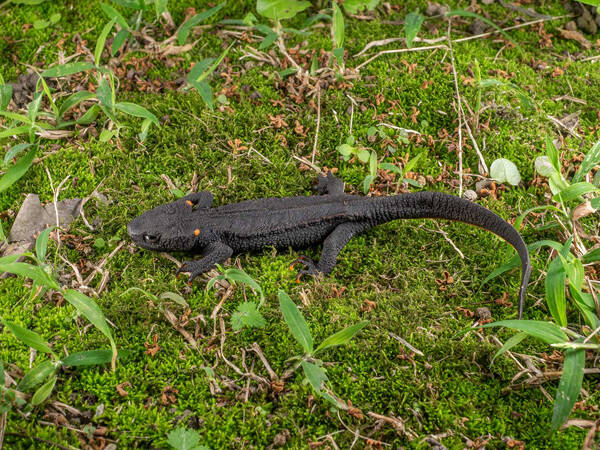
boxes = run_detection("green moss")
[1,0,599,448]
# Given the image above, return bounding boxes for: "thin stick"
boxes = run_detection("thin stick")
[0,410,6,450]
[355,44,448,71]
[311,85,321,165]
[447,24,464,197]
[459,101,488,174]
[355,14,573,70]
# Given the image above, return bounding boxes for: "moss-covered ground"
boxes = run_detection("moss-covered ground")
[1,0,599,448]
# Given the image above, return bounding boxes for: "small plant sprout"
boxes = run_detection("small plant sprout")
[207,266,266,331]
[278,290,368,408]
[484,137,600,430]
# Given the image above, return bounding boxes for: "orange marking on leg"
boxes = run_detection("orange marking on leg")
[186,200,193,206]
[194,229,200,236]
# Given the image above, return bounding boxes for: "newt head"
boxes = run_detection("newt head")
[127,198,203,252]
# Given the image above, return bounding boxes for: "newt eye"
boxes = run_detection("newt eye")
[143,234,159,244]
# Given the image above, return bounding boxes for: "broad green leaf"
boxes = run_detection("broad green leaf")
[378,162,402,174]
[553,182,598,203]
[490,158,521,186]
[35,226,54,262]
[96,77,113,110]
[362,174,374,194]
[74,104,101,125]
[257,0,310,21]
[61,349,114,367]
[0,110,32,124]
[259,30,278,49]
[31,375,56,406]
[369,150,377,177]
[115,102,159,126]
[332,2,344,48]
[535,155,556,177]
[17,360,56,392]
[63,289,117,369]
[57,91,95,120]
[549,172,570,196]
[0,83,12,110]
[301,360,327,393]
[569,286,600,329]
[315,321,368,354]
[573,140,600,183]
[492,331,527,364]
[190,80,213,109]
[189,42,233,84]
[403,153,423,174]
[357,149,370,162]
[546,255,567,327]
[551,348,585,431]
[278,290,313,354]
[27,91,43,123]
[159,291,188,308]
[231,301,266,331]
[188,58,216,82]
[221,269,264,304]
[42,62,95,78]
[112,29,130,55]
[138,118,153,142]
[405,11,424,48]
[582,247,600,263]
[482,320,568,345]
[95,17,118,66]
[167,426,209,450]
[2,320,54,355]
[0,261,59,289]
[154,0,168,17]
[3,143,34,166]
[545,135,561,173]
[177,2,226,45]
[100,3,129,29]
[514,205,563,230]
[446,9,522,53]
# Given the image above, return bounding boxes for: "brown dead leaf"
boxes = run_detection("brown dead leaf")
[551,66,564,78]
[294,120,307,136]
[36,129,73,139]
[361,299,376,312]
[375,93,385,105]
[411,107,420,124]
[347,406,364,420]
[116,381,132,396]
[456,307,474,318]
[227,138,248,153]
[559,28,591,49]
[269,114,288,128]
[161,385,179,405]
[144,334,160,357]
[421,80,433,89]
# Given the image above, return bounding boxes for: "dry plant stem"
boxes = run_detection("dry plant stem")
[355,44,448,71]
[292,154,321,173]
[336,411,392,447]
[311,85,321,165]
[251,342,278,380]
[0,410,6,450]
[459,99,488,173]
[447,23,464,197]
[355,14,574,69]
[276,36,303,74]
[583,419,599,450]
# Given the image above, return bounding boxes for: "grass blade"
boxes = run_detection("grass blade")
[446,9,522,53]
[61,349,114,367]
[63,289,117,370]
[332,2,344,48]
[482,320,568,344]
[551,348,585,431]
[2,320,55,356]
[177,2,225,45]
[492,331,527,364]
[95,17,118,66]
[405,11,424,48]
[31,375,56,406]
[35,226,53,262]
[17,360,56,392]
[100,3,129,30]
[0,261,59,289]
[545,257,567,327]
[573,140,600,183]
[278,290,313,354]
[3,143,34,166]
[0,144,36,193]
[57,91,95,120]
[553,182,598,203]
[42,62,95,78]
[114,102,159,126]
[315,321,368,354]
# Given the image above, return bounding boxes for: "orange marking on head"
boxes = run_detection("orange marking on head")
[186,200,193,206]
[194,229,200,236]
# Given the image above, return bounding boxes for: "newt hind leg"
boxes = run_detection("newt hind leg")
[292,221,371,282]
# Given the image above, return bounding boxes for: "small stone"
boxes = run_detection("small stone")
[475,307,491,320]
[426,2,449,16]
[417,175,427,187]
[463,189,477,201]
[475,179,492,193]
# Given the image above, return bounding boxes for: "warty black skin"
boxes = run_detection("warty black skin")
[128,173,531,318]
